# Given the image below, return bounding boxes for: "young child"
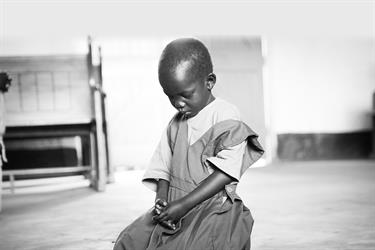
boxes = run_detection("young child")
[113,38,264,250]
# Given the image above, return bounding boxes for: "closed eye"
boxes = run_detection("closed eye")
[182,91,194,99]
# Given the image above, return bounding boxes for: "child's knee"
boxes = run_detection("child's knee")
[114,211,157,249]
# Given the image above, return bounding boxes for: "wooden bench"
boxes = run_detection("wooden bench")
[0,39,111,212]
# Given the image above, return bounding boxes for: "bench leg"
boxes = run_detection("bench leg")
[9,174,15,194]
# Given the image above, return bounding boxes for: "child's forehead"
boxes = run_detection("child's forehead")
[161,59,195,82]
[159,67,199,95]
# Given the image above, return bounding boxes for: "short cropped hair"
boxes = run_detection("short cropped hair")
[158,38,213,81]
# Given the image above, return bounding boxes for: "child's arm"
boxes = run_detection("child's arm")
[153,179,169,214]
[154,166,234,223]
[153,179,176,230]
[155,179,170,202]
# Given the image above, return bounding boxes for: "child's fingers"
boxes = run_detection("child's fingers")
[153,202,168,216]
[152,214,164,222]
[152,212,176,230]
[157,211,171,223]
[155,203,164,212]
[153,211,166,222]
[160,220,176,230]
[155,199,168,207]
[154,207,161,215]
[167,220,176,230]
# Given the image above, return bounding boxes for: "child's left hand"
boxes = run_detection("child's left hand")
[152,199,176,230]
[153,198,168,215]
[154,199,189,224]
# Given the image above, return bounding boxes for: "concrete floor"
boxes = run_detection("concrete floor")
[0,160,374,250]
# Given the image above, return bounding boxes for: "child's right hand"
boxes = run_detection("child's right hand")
[154,198,168,212]
[153,198,176,230]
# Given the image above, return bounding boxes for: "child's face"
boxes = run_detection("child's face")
[159,66,214,119]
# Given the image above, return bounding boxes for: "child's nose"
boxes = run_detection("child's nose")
[174,100,185,110]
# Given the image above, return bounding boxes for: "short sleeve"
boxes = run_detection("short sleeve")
[201,119,264,183]
[142,128,172,191]
[206,141,247,181]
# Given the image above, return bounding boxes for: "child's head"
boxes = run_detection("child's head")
[158,38,216,118]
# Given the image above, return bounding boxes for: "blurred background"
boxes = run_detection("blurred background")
[0,1,374,249]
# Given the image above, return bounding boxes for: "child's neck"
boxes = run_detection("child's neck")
[196,95,216,114]
[206,94,215,107]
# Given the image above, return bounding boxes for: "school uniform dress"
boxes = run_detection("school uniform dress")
[114,98,264,250]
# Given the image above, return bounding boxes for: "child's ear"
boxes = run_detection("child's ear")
[206,73,216,90]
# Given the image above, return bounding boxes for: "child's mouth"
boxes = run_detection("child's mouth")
[180,111,191,117]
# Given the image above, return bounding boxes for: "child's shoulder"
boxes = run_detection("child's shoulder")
[212,98,241,123]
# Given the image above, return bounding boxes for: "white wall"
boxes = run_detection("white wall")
[1,1,372,54]
[200,37,266,153]
[1,1,373,166]
[99,38,175,168]
[266,36,375,134]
